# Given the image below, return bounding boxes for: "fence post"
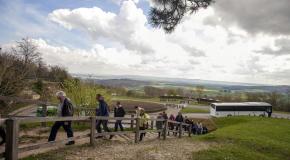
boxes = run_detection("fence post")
[6,118,19,160]
[90,116,96,146]
[151,120,154,130]
[163,119,168,140]
[178,123,182,138]
[130,114,134,129]
[134,117,140,143]
[41,104,47,127]
[189,124,192,137]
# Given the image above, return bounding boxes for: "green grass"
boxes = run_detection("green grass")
[193,116,290,160]
[180,107,209,113]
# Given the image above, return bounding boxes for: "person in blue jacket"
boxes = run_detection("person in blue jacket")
[95,94,113,139]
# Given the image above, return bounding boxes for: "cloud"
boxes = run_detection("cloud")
[255,38,290,56]
[3,0,290,85]
[49,0,153,54]
[207,0,290,36]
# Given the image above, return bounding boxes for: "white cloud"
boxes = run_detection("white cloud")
[25,0,290,85]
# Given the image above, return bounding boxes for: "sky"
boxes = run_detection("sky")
[0,0,290,85]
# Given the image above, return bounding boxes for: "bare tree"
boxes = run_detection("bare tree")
[149,0,213,33]
[17,38,41,64]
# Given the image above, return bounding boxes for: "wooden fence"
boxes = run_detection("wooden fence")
[1,116,191,160]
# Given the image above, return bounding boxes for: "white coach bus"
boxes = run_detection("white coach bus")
[210,102,272,117]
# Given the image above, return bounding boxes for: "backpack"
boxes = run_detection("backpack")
[63,99,74,116]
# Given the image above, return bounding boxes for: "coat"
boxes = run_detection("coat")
[140,113,150,128]
[96,100,109,116]
[156,115,163,130]
[61,98,74,117]
[175,115,184,122]
[114,106,126,117]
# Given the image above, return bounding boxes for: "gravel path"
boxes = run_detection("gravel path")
[65,138,212,160]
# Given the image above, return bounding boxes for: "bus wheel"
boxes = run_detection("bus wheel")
[227,114,232,117]
[259,114,265,117]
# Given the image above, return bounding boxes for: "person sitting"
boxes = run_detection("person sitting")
[197,121,203,135]
[191,121,198,135]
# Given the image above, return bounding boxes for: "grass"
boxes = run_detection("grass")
[22,116,290,160]
[193,116,290,160]
[180,107,209,113]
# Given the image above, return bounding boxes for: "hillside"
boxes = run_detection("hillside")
[74,74,290,93]
[23,117,290,160]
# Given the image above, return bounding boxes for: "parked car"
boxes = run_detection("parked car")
[36,106,58,117]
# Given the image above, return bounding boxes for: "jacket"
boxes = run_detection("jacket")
[175,115,184,122]
[140,113,150,128]
[156,115,163,129]
[61,98,74,117]
[96,100,109,116]
[114,106,126,117]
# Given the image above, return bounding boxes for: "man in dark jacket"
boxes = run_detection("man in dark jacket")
[114,101,126,131]
[174,112,184,136]
[95,94,113,139]
[48,91,74,145]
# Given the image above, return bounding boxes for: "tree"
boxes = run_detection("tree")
[16,38,41,64]
[0,51,28,96]
[149,0,213,33]
[195,85,204,98]
[49,66,71,82]
[63,79,111,108]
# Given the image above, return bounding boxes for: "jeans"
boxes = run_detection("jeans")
[96,120,111,133]
[114,120,124,131]
[48,121,73,142]
[139,126,146,141]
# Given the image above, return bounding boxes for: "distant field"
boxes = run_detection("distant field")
[181,107,209,113]
[193,116,290,160]
[111,99,166,113]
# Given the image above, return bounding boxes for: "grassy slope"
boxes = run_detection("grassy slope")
[193,117,290,160]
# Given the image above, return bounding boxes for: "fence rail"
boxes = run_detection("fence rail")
[1,115,191,160]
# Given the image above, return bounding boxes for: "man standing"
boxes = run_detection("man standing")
[48,91,75,145]
[114,101,126,131]
[96,94,113,139]
[174,112,184,136]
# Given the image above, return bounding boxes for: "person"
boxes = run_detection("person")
[174,112,184,136]
[95,94,113,139]
[184,116,191,131]
[114,101,126,131]
[168,114,175,135]
[135,105,142,117]
[0,126,5,145]
[191,121,198,134]
[162,111,168,120]
[197,121,203,135]
[139,109,150,141]
[48,91,75,145]
[156,113,164,138]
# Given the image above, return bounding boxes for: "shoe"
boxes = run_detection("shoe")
[65,141,75,145]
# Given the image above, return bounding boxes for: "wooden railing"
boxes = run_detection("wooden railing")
[2,116,192,160]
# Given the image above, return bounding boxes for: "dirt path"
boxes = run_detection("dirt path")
[64,138,212,160]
